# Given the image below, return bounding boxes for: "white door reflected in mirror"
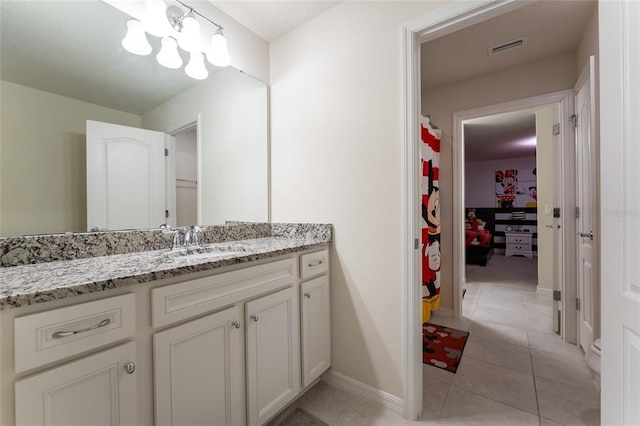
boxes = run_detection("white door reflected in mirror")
[86,120,166,231]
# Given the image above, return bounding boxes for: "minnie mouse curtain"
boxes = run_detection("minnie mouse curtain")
[421,116,441,323]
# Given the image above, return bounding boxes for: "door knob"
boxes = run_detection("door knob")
[304,292,311,299]
[250,314,259,322]
[232,320,241,329]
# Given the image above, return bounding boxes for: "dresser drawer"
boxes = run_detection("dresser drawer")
[508,244,531,253]
[14,294,136,373]
[300,250,329,279]
[507,235,531,244]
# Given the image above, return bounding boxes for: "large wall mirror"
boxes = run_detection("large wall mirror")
[0,0,269,238]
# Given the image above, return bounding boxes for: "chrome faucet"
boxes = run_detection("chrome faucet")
[184,225,201,249]
[160,224,180,250]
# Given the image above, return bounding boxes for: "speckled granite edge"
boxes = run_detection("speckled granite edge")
[0,238,331,310]
[0,223,275,267]
[270,223,333,242]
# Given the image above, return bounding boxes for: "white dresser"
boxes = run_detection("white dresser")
[505,231,534,258]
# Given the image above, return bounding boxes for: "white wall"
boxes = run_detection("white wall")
[270,1,447,399]
[0,81,141,237]
[465,157,537,207]
[422,52,577,310]
[142,67,268,225]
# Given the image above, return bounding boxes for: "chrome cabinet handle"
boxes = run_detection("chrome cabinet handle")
[577,231,594,240]
[123,362,136,375]
[308,260,323,268]
[51,318,111,339]
[250,314,259,322]
[232,320,241,329]
[304,292,312,299]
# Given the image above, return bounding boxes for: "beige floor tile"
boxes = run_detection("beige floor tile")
[451,356,538,414]
[535,377,600,426]
[421,377,450,421]
[540,417,567,426]
[463,334,532,373]
[524,310,555,333]
[423,363,455,385]
[476,294,523,312]
[531,349,595,388]
[429,312,473,332]
[472,305,527,328]
[527,329,585,359]
[468,320,529,347]
[435,385,539,425]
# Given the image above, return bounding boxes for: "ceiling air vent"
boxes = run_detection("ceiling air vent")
[488,37,528,56]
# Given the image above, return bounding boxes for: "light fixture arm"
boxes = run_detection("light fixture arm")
[170,0,223,32]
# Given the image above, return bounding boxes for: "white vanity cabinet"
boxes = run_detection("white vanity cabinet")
[15,342,138,426]
[299,250,331,387]
[12,294,138,426]
[246,286,300,426]
[154,306,245,426]
[151,257,301,426]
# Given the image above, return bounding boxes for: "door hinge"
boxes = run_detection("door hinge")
[552,123,560,136]
[576,298,581,311]
[414,238,420,250]
[164,148,169,157]
[553,207,560,218]
[165,209,170,218]
[569,114,578,128]
[575,207,580,219]
[553,290,561,301]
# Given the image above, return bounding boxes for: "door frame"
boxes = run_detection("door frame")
[401,0,531,418]
[451,92,577,341]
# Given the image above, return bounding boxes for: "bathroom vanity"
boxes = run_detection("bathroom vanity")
[0,223,332,426]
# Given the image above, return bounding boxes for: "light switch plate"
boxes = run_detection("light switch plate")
[545,204,554,215]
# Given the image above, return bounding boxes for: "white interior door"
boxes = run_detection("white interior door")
[86,120,166,231]
[574,57,597,354]
[600,2,640,424]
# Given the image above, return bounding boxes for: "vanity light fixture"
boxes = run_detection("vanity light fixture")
[121,0,230,80]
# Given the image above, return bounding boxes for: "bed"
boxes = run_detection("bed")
[465,208,494,266]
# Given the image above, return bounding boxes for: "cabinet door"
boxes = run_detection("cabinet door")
[15,342,137,426]
[301,275,331,387]
[246,287,300,426]
[154,306,245,426]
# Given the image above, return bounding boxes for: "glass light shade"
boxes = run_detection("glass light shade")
[122,20,152,56]
[142,0,172,37]
[185,52,208,80]
[177,15,203,53]
[156,37,183,69]
[206,29,231,67]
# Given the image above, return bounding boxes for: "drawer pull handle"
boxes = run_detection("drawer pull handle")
[304,292,312,299]
[123,362,136,375]
[250,314,259,322]
[308,260,324,268]
[232,320,241,329]
[51,318,111,339]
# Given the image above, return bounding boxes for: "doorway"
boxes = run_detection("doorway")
[173,126,198,227]
[402,0,597,419]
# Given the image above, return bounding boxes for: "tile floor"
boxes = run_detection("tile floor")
[277,282,600,425]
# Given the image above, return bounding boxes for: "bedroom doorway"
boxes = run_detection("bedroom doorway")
[455,95,569,334]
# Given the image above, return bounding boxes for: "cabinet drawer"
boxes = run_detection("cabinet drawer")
[507,236,531,244]
[508,244,531,252]
[14,294,136,373]
[300,250,329,279]
[152,258,296,328]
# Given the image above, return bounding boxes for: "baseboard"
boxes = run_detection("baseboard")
[321,369,404,416]
[536,287,554,295]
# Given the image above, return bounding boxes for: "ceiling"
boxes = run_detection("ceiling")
[421,0,595,162]
[464,111,536,162]
[212,1,341,42]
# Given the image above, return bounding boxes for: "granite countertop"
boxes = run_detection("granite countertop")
[0,236,329,310]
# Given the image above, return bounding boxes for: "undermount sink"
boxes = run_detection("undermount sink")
[165,245,244,261]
